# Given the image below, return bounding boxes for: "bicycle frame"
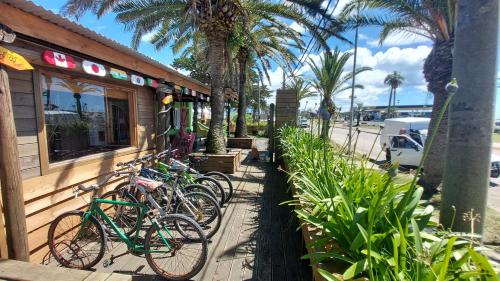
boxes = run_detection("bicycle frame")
[81,197,174,254]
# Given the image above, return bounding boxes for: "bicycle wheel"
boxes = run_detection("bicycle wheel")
[174,192,222,239]
[145,214,208,281]
[194,176,225,207]
[48,210,105,269]
[181,183,217,201]
[99,189,140,237]
[204,171,233,203]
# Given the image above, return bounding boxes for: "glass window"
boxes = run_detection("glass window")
[41,73,132,163]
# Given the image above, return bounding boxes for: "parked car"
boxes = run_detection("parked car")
[299,118,309,128]
[381,117,500,178]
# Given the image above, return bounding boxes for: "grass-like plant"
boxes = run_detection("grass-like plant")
[279,126,498,281]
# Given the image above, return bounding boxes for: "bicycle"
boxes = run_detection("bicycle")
[155,149,234,204]
[47,169,208,281]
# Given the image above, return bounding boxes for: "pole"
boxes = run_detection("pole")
[347,23,359,155]
[0,65,30,261]
[440,0,499,234]
[269,103,275,163]
[257,80,261,126]
[193,93,199,150]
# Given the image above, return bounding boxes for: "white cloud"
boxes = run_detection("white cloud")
[296,45,432,109]
[367,33,431,47]
[289,22,305,34]
[322,0,350,16]
[141,32,155,42]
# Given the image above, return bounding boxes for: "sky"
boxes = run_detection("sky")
[30,0,500,117]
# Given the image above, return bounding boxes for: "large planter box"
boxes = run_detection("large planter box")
[227,137,255,149]
[190,149,242,174]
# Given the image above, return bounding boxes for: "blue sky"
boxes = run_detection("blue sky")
[31,0,500,117]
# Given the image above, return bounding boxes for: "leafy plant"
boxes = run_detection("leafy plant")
[279,126,498,281]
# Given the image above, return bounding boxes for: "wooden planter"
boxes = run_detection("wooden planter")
[190,149,241,174]
[227,137,255,149]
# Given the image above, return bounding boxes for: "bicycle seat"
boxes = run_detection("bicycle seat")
[136,178,163,192]
[190,156,209,164]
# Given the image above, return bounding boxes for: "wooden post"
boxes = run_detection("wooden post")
[269,103,275,163]
[193,94,199,150]
[226,101,231,137]
[0,65,30,261]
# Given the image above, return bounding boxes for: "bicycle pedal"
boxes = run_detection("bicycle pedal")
[102,259,112,268]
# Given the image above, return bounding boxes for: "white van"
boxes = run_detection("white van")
[380,117,500,178]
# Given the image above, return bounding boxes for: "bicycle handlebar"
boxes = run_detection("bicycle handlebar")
[77,170,131,192]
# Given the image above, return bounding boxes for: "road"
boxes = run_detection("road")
[326,124,500,212]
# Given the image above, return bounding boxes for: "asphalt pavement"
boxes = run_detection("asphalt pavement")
[324,123,500,213]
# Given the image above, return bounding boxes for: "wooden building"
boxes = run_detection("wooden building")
[0,0,211,262]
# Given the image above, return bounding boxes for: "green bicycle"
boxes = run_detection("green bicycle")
[47,170,208,281]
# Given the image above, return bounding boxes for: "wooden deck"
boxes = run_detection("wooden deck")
[42,141,311,281]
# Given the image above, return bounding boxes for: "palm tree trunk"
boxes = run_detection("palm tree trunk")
[235,48,248,137]
[387,88,393,119]
[206,36,227,154]
[440,0,498,234]
[421,39,454,189]
[393,87,397,108]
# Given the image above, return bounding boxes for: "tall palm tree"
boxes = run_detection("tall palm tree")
[230,17,304,137]
[342,0,456,187]
[309,49,371,139]
[62,0,242,154]
[384,71,404,118]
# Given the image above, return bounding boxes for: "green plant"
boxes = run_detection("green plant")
[279,126,498,281]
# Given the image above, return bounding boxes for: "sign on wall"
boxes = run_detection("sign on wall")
[131,74,145,86]
[82,60,106,77]
[0,46,33,70]
[42,50,76,69]
[110,68,128,80]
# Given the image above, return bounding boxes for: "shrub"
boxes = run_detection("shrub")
[279,126,498,281]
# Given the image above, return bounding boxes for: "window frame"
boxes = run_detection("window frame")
[35,69,139,174]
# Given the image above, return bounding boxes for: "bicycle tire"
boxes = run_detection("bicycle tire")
[194,176,225,207]
[144,214,208,281]
[204,171,233,203]
[99,189,140,237]
[182,183,217,201]
[48,210,105,269]
[174,191,222,239]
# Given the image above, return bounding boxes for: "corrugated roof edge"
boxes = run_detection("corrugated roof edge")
[3,0,210,91]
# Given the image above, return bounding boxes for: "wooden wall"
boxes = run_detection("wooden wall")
[8,68,41,180]
[0,65,157,263]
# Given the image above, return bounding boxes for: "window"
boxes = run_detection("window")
[41,73,132,163]
[390,136,415,149]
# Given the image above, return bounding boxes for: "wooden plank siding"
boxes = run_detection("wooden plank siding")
[2,59,158,263]
[7,68,41,180]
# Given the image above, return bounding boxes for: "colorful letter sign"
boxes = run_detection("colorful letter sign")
[131,74,145,86]
[110,68,128,80]
[43,50,76,69]
[82,60,106,77]
[0,46,33,70]
[162,95,174,105]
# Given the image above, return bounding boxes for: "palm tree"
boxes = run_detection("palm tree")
[384,71,404,118]
[308,48,371,139]
[342,0,456,187]
[230,17,304,137]
[61,0,330,153]
[56,79,100,118]
[62,0,242,154]
[288,76,317,109]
